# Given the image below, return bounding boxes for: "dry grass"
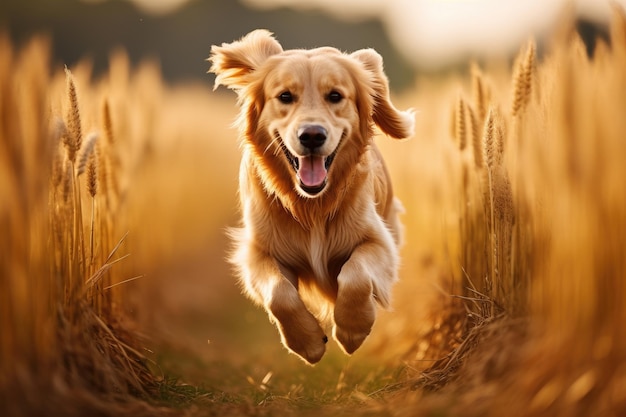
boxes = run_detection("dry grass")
[0,36,176,416]
[2,8,626,417]
[386,8,626,417]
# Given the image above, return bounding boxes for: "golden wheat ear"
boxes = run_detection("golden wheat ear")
[350,48,415,139]
[208,29,283,91]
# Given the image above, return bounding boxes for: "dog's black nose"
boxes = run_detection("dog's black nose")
[298,125,327,150]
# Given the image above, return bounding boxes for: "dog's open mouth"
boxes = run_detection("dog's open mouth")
[281,142,337,196]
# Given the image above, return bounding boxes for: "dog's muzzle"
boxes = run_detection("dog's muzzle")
[279,127,338,196]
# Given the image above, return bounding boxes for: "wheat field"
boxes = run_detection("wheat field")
[1,9,626,417]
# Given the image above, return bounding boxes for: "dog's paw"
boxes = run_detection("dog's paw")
[333,324,371,354]
[276,316,327,364]
[333,295,376,355]
[269,297,327,364]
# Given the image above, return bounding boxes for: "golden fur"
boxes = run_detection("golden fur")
[209,30,414,364]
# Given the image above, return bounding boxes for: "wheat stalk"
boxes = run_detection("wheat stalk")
[77,131,98,177]
[63,67,83,163]
[481,108,498,314]
[470,62,487,122]
[87,138,98,275]
[522,41,535,106]
[102,98,115,145]
[99,98,121,211]
[511,41,536,117]
[456,96,467,151]
[483,109,495,171]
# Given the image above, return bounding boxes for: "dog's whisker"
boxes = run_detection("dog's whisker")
[263,132,282,156]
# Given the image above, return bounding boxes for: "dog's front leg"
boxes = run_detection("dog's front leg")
[333,238,397,354]
[241,252,327,364]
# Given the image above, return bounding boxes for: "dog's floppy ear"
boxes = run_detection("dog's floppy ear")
[209,29,283,91]
[351,49,414,139]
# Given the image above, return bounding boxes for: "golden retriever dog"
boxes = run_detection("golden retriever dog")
[209,30,413,364]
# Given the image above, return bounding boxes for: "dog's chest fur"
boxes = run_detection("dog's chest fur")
[299,221,353,288]
[257,197,373,297]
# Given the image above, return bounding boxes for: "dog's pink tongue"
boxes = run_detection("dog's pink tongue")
[298,155,327,187]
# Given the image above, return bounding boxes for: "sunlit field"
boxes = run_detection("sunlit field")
[2,9,626,417]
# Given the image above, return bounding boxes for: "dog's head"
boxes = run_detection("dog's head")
[209,30,414,199]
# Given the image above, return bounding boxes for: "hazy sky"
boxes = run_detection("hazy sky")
[83,0,625,68]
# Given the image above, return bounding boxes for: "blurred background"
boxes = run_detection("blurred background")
[2,0,625,412]
[1,0,619,90]
[1,0,622,372]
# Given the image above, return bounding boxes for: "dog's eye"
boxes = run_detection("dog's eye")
[278,91,294,104]
[327,91,343,103]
